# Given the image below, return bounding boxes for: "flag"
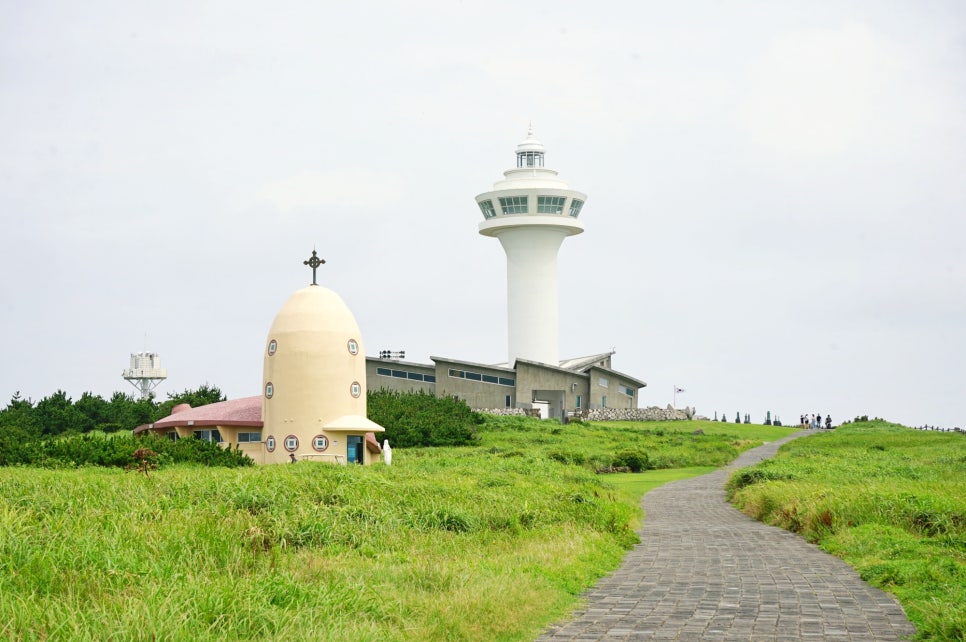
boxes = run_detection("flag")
[674,387,685,394]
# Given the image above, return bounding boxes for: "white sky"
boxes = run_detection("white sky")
[2,1,963,428]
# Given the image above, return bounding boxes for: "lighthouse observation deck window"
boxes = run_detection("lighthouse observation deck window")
[498,196,528,215]
[517,151,544,168]
[537,196,566,214]
[569,199,584,218]
[478,200,497,219]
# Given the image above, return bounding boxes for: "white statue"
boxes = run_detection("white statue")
[383,439,392,466]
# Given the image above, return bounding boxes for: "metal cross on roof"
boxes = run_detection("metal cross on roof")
[303,249,326,285]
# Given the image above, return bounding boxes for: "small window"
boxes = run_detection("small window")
[424,374,436,383]
[391,370,407,379]
[284,435,299,452]
[498,377,515,387]
[482,374,498,384]
[602,396,607,408]
[569,199,584,217]
[407,372,424,381]
[312,435,329,451]
[465,371,482,381]
[238,432,262,443]
[576,395,582,409]
[537,195,566,214]
[347,339,359,355]
[376,367,392,377]
[265,435,276,452]
[621,385,635,396]
[350,382,361,398]
[449,369,465,379]
[598,377,608,388]
[166,431,178,442]
[498,196,528,215]
[265,381,274,399]
[478,199,497,219]
[505,395,511,408]
[267,339,277,356]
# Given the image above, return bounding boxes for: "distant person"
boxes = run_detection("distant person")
[825,415,832,430]
[289,453,297,463]
[817,414,823,429]
[810,414,816,430]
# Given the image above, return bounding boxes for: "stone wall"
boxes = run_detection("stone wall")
[476,407,528,416]
[585,404,695,422]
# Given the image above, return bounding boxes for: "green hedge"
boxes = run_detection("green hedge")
[367,389,481,447]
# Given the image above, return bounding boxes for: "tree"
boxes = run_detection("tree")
[34,390,92,436]
[0,392,41,436]
[75,392,111,429]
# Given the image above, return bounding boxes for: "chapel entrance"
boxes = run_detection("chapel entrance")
[347,435,364,464]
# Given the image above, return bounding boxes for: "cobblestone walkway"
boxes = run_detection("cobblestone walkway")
[536,432,916,641]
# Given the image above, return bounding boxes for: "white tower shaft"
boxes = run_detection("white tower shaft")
[497,225,567,365]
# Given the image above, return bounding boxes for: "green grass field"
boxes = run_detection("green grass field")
[727,421,966,641]
[0,417,786,641]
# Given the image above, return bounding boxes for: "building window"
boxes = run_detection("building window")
[265,435,276,452]
[569,199,584,218]
[498,196,528,214]
[517,151,544,168]
[347,339,359,355]
[312,435,329,451]
[376,367,435,383]
[448,368,514,387]
[598,377,608,388]
[537,195,566,214]
[238,432,262,443]
[284,435,299,452]
[478,199,497,219]
[621,385,635,396]
[505,395,511,408]
[166,431,178,441]
[576,395,582,409]
[267,339,277,356]
[193,429,222,443]
[602,396,607,408]
[350,382,361,398]
[265,381,274,399]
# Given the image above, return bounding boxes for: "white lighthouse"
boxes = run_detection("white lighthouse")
[476,128,586,366]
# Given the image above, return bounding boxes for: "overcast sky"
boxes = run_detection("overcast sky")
[2,1,963,428]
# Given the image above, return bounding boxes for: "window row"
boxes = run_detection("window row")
[479,196,584,218]
[266,380,361,398]
[267,338,359,356]
[375,367,436,383]
[448,368,515,387]
[516,151,545,168]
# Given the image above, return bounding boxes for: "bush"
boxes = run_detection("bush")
[367,389,480,448]
[613,449,651,472]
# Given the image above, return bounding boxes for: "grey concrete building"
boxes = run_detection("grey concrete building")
[366,351,646,422]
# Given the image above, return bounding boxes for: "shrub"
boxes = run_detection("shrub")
[367,389,480,448]
[613,449,651,472]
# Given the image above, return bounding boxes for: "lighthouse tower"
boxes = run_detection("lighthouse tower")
[476,128,587,366]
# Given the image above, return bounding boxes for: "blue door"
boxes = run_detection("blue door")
[347,435,364,464]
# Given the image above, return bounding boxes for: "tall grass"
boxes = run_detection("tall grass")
[727,421,966,641]
[0,417,790,641]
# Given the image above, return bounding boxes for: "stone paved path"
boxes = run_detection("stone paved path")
[536,432,916,641]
